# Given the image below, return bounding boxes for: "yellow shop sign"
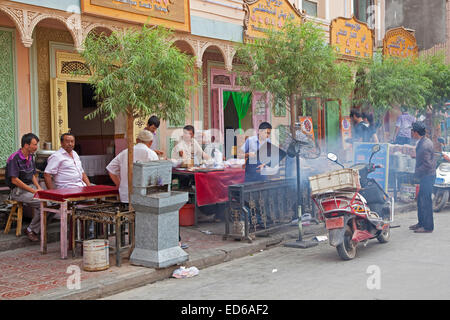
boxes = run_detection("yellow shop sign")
[81,0,190,32]
[330,16,374,60]
[383,27,418,58]
[243,0,305,41]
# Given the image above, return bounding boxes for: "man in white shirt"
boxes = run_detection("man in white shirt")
[44,133,91,190]
[171,125,210,165]
[106,130,158,203]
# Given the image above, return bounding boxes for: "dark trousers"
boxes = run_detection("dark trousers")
[395,136,411,145]
[417,175,435,231]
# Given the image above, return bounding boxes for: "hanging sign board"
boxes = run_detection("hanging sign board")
[330,16,374,60]
[299,116,315,140]
[243,0,305,42]
[81,0,190,32]
[383,27,418,58]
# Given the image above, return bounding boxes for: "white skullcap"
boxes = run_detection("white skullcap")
[137,129,154,142]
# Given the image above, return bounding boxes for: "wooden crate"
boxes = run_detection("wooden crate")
[309,168,360,195]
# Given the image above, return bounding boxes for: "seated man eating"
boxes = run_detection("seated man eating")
[106,129,158,203]
[171,125,211,165]
[44,133,91,190]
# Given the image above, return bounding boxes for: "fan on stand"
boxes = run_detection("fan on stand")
[284,123,321,249]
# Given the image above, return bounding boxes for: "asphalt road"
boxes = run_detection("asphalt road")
[104,208,450,300]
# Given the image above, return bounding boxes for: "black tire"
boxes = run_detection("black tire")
[336,226,357,260]
[433,189,449,212]
[377,225,390,243]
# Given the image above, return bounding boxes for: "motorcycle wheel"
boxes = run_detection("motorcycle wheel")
[433,189,449,212]
[336,226,357,260]
[376,225,390,243]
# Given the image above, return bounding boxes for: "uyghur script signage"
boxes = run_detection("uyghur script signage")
[243,0,305,41]
[81,0,190,32]
[383,27,418,58]
[330,16,374,60]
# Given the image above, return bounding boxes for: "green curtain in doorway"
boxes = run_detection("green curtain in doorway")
[231,92,252,130]
[223,91,232,110]
[223,91,252,130]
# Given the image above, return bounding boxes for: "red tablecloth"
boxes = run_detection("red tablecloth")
[34,185,119,202]
[193,169,245,206]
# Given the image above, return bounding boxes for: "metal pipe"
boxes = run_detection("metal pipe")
[296,154,303,241]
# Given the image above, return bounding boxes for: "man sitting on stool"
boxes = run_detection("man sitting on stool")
[6,133,44,241]
[106,130,158,203]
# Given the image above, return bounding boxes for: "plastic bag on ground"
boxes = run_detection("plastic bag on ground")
[172,266,199,279]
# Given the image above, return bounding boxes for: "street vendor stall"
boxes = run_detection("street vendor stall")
[172,167,245,225]
[353,142,416,202]
[389,144,416,202]
[34,185,119,259]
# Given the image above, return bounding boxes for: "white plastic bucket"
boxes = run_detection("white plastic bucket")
[83,239,109,272]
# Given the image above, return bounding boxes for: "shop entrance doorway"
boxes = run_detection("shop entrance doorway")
[50,51,115,183]
[66,82,115,157]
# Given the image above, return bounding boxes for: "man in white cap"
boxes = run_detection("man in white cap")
[106,130,158,203]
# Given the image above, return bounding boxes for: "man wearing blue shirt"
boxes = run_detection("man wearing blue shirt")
[241,122,272,182]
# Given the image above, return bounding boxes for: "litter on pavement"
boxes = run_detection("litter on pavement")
[314,235,328,242]
[172,266,200,279]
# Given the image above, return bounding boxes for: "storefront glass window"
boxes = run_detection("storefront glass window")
[302,0,317,17]
[353,0,375,26]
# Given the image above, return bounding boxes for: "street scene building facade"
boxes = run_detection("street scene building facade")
[0,0,389,165]
[0,0,449,302]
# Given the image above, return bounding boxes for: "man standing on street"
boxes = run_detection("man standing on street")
[393,106,416,145]
[410,122,436,233]
[350,109,369,142]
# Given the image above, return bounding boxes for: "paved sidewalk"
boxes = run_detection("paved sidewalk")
[0,201,416,300]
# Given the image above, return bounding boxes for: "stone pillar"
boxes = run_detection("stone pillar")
[130,162,188,268]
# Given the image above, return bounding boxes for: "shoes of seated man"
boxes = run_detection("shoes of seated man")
[24,229,39,242]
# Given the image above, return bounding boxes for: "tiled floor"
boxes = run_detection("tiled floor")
[0,221,230,299]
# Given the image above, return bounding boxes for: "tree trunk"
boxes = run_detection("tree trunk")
[290,94,297,134]
[127,112,134,209]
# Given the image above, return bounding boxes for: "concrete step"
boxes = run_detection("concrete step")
[0,222,61,252]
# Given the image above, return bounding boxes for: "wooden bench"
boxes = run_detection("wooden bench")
[4,200,23,236]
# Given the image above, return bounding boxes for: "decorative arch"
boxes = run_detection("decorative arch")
[200,43,229,70]
[172,39,196,56]
[29,15,80,49]
[0,4,30,47]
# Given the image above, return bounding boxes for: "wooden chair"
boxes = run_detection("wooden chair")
[4,200,23,236]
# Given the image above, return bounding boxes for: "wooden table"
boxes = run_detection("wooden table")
[34,185,119,259]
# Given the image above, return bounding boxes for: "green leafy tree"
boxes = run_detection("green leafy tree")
[420,52,450,120]
[235,20,353,131]
[356,54,433,119]
[81,25,198,201]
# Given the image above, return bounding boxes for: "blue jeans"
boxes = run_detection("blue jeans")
[417,175,435,231]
